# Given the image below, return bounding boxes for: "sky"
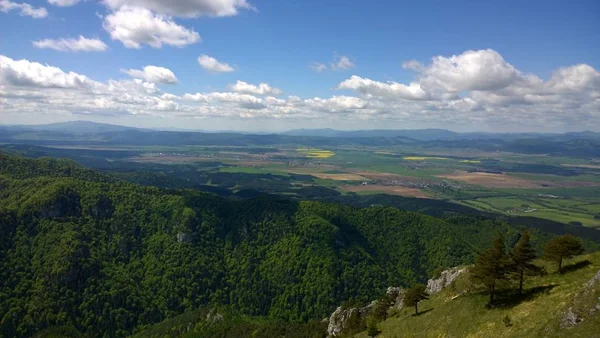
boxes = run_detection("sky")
[0,0,599,132]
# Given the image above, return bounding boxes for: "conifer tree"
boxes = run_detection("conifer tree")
[366,318,381,338]
[510,231,545,294]
[470,234,510,307]
[543,234,584,273]
[404,284,429,315]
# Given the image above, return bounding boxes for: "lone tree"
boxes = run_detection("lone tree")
[544,234,583,273]
[470,234,511,307]
[366,318,381,338]
[372,292,395,321]
[404,284,429,315]
[510,231,545,294]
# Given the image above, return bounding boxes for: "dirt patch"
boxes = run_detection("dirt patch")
[354,171,433,183]
[439,171,600,188]
[311,173,368,181]
[128,155,212,164]
[341,185,431,198]
[437,171,545,188]
[562,164,600,170]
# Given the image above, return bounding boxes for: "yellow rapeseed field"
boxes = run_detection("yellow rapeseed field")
[297,148,335,158]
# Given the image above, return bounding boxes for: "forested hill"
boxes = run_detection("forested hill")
[0,153,596,337]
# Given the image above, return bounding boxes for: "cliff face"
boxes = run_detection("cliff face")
[326,266,464,336]
[426,267,467,294]
[560,269,600,328]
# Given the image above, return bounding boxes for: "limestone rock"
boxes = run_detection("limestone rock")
[426,267,466,294]
[327,301,377,337]
[583,270,600,290]
[386,286,405,309]
[206,308,224,324]
[177,232,191,243]
[560,307,583,328]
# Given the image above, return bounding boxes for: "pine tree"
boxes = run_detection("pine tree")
[470,234,510,307]
[404,284,429,315]
[372,292,395,321]
[510,231,545,294]
[543,234,584,273]
[366,318,381,337]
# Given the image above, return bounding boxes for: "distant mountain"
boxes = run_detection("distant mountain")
[285,128,600,142]
[3,120,139,134]
[284,128,457,140]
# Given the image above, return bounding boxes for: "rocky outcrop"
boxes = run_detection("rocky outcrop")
[177,232,192,243]
[386,287,405,309]
[583,270,600,316]
[327,266,466,336]
[206,308,224,324]
[583,269,600,290]
[426,267,466,294]
[559,269,600,328]
[560,307,583,328]
[327,287,404,336]
[327,300,377,337]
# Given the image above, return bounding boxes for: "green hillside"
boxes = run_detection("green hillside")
[356,252,600,338]
[0,153,598,337]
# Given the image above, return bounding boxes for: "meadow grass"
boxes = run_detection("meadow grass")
[356,252,600,338]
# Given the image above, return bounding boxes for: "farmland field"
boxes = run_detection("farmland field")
[2,136,599,229]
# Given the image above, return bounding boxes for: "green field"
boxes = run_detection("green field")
[5,141,599,228]
[356,252,600,338]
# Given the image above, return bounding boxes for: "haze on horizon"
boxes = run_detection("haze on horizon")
[1,0,599,133]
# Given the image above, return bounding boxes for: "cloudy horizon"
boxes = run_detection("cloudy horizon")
[1,0,599,133]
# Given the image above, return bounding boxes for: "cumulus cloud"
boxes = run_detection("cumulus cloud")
[183,91,265,109]
[103,6,201,48]
[48,0,80,6]
[0,0,47,18]
[417,49,520,93]
[331,55,355,71]
[122,65,178,84]
[103,0,254,17]
[32,36,108,52]
[229,80,281,96]
[198,54,234,73]
[338,75,430,100]
[0,55,99,89]
[1,51,599,131]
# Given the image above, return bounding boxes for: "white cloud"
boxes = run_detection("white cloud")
[331,55,355,71]
[0,0,47,18]
[198,54,234,73]
[32,36,108,52]
[402,59,424,72]
[546,64,599,93]
[183,92,266,110]
[48,0,80,6]
[103,0,254,17]
[338,75,430,100]
[229,80,281,95]
[103,6,201,48]
[0,55,99,89]
[310,62,327,72]
[122,65,178,84]
[1,51,599,132]
[417,49,520,93]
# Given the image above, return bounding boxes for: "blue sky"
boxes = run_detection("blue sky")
[1,0,599,132]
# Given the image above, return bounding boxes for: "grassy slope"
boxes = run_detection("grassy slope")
[357,252,600,338]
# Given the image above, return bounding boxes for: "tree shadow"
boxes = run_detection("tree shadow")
[412,308,434,317]
[560,260,591,274]
[494,284,558,309]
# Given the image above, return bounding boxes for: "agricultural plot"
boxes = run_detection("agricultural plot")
[8,141,598,228]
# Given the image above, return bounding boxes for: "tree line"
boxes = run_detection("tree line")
[471,231,584,307]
